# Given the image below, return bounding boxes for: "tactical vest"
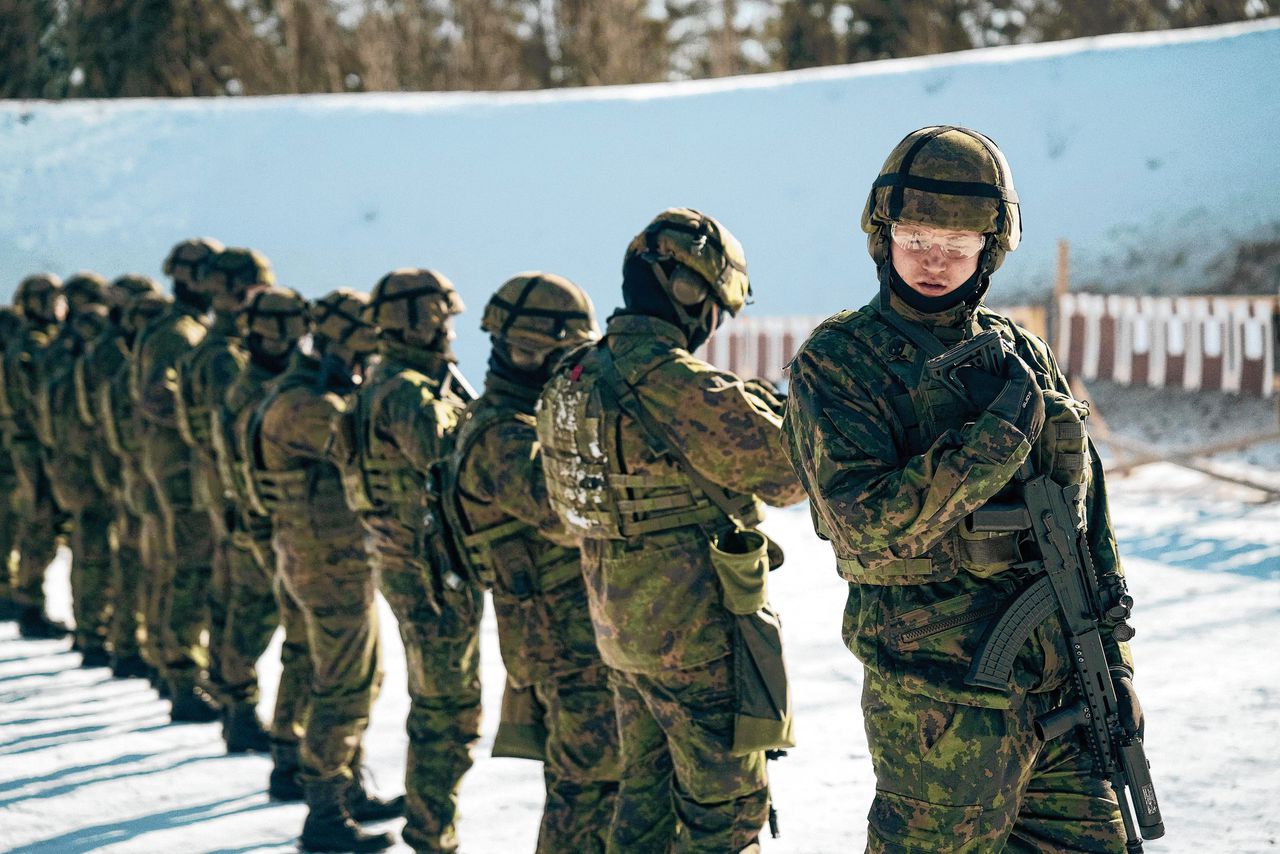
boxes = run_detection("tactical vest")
[443,403,578,593]
[538,344,761,541]
[210,367,277,522]
[240,381,312,519]
[338,373,435,515]
[823,306,1050,585]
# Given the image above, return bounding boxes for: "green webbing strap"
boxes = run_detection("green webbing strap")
[595,345,757,530]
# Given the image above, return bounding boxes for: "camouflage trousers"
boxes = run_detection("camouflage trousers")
[219,519,280,709]
[274,520,382,782]
[107,500,147,659]
[9,440,62,613]
[144,427,216,687]
[608,656,768,854]
[138,507,172,672]
[0,467,18,603]
[530,664,620,854]
[68,499,114,655]
[270,573,311,747]
[376,553,483,854]
[862,669,1126,853]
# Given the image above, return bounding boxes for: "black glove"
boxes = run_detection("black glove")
[1110,667,1144,739]
[959,353,1045,444]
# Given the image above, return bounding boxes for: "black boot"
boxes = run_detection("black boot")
[346,767,405,822]
[300,777,394,853]
[17,607,70,639]
[223,703,271,753]
[168,682,221,723]
[0,597,22,620]
[268,740,305,802]
[80,646,111,668]
[110,653,149,679]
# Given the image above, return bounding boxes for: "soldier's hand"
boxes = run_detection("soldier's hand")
[962,353,1045,444]
[1111,667,1144,739]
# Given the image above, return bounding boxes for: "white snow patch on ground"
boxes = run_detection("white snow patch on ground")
[2,462,1278,852]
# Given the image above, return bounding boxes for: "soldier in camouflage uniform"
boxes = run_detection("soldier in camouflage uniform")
[134,238,224,721]
[332,269,483,854]
[448,273,619,852]
[35,271,114,665]
[100,290,173,683]
[75,274,163,677]
[0,306,26,620]
[781,126,1140,853]
[244,289,402,853]
[536,209,807,853]
[212,285,307,792]
[3,273,71,639]
[178,248,277,753]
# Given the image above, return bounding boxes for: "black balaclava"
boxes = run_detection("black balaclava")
[174,278,212,313]
[247,335,292,373]
[312,337,359,393]
[619,256,720,351]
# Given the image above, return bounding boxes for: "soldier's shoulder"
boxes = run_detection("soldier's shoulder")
[793,308,883,364]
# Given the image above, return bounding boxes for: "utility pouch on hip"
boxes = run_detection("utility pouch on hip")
[710,528,771,615]
[491,680,547,762]
[730,606,796,755]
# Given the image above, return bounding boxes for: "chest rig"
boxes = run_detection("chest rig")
[337,373,431,515]
[539,343,757,541]
[831,305,1030,584]
[444,403,578,594]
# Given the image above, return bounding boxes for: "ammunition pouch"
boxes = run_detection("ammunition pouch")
[730,606,795,756]
[710,528,772,616]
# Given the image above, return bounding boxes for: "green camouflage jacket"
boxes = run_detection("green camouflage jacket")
[249,351,362,540]
[175,313,247,512]
[213,358,282,528]
[335,343,466,538]
[452,372,599,687]
[75,323,129,493]
[3,320,58,445]
[538,313,805,674]
[131,303,208,430]
[783,293,1131,708]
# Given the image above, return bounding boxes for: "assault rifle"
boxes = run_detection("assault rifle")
[926,334,1165,851]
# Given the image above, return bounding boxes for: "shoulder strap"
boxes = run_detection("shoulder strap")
[595,345,756,528]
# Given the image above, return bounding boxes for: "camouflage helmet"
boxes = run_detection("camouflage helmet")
[15,273,63,321]
[624,208,751,316]
[108,274,161,311]
[311,288,376,354]
[862,125,1020,268]
[367,269,464,336]
[481,272,598,349]
[62,271,110,313]
[163,237,225,281]
[193,247,275,298]
[121,291,172,337]
[236,286,310,344]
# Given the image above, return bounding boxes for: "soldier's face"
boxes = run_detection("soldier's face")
[890,227,982,299]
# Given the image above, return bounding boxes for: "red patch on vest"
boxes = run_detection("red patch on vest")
[570,364,584,381]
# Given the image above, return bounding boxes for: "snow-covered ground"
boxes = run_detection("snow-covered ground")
[2,457,1277,853]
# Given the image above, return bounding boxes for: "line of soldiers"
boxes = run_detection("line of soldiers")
[2,207,803,854]
[3,127,1147,854]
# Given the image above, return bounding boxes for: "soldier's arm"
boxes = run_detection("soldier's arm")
[261,387,346,463]
[634,353,807,508]
[460,416,577,548]
[782,328,1030,559]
